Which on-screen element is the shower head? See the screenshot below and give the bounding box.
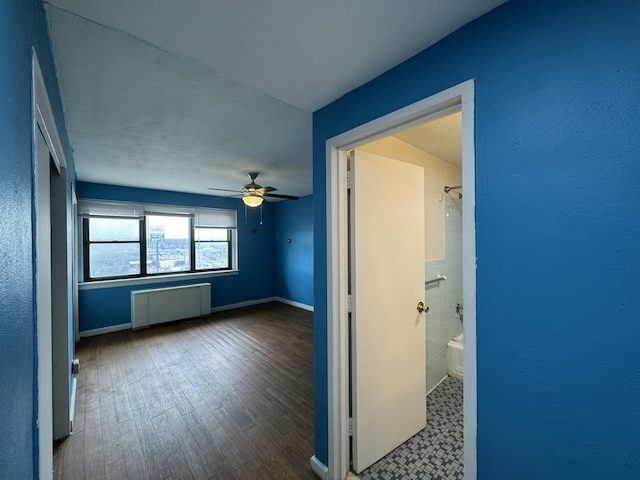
[444,185,463,198]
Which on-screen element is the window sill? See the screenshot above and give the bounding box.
[78,269,239,291]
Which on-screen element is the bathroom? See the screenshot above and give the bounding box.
[359,110,464,390]
[357,109,464,479]
[426,185,464,390]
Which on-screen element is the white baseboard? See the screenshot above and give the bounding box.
[211,297,314,313]
[427,375,449,396]
[274,297,314,312]
[310,455,329,480]
[79,297,314,337]
[210,297,278,313]
[79,323,131,338]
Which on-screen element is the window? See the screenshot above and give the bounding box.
[80,200,236,281]
[195,227,231,270]
[146,215,191,274]
[85,217,142,279]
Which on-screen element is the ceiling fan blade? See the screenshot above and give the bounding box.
[264,192,299,200]
[209,174,297,201]
[208,187,243,193]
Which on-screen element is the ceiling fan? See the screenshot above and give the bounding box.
[208,172,299,207]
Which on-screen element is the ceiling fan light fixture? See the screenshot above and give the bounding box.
[242,193,263,207]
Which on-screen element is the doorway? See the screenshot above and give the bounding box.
[347,149,427,474]
[353,110,464,478]
[325,80,476,480]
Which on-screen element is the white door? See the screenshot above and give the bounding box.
[349,150,426,473]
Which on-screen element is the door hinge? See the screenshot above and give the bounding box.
[346,170,353,190]
[347,294,352,313]
[349,417,353,436]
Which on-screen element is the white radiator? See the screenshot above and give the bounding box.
[131,283,211,329]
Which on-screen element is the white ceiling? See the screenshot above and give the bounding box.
[396,112,462,169]
[45,0,506,198]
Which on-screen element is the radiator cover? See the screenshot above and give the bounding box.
[131,283,211,329]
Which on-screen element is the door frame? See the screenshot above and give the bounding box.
[324,79,476,480]
[33,48,69,479]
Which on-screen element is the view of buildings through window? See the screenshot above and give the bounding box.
[86,214,231,280]
[146,215,190,274]
[88,217,141,279]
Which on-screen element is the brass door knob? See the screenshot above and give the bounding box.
[416,301,429,313]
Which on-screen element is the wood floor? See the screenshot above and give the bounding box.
[53,302,317,480]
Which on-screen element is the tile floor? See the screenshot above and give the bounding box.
[358,376,463,480]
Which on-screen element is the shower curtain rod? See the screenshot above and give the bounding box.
[444,185,462,193]
[425,274,447,287]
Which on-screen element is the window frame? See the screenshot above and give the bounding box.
[194,226,233,272]
[81,202,237,282]
[83,216,145,281]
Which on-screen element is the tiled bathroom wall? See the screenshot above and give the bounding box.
[425,194,463,392]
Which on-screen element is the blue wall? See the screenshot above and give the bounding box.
[313,1,640,478]
[76,182,277,331]
[274,195,314,307]
[0,0,76,477]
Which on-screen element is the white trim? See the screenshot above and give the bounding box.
[310,455,330,480]
[79,269,239,291]
[33,49,55,480]
[79,323,131,338]
[326,147,350,480]
[273,297,314,312]
[209,297,278,313]
[33,51,66,173]
[460,79,478,480]
[325,79,476,480]
[72,185,80,342]
[426,374,450,396]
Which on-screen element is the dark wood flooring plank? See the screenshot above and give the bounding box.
[131,406,172,480]
[53,429,84,480]
[180,409,238,479]
[152,411,195,480]
[101,413,124,468]
[112,369,133,424]
[83,402,105,480]
[82,362,100,415]
[118,416,151,480]
[159,368,193,415]
[164,407,216,480]
[105,457,127,480]
[191,400,250,471]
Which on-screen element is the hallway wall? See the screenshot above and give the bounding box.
[0,1,77,477]
[312,1,640,478]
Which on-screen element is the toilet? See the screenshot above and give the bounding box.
[447,333,464,381]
